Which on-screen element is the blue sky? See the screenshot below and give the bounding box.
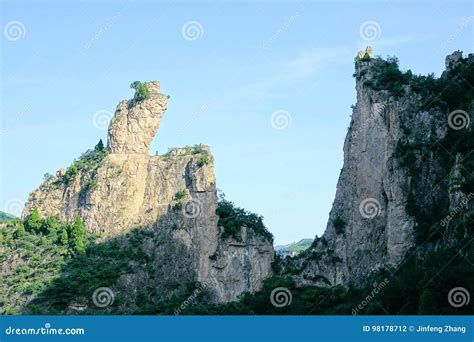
[1,0,472,244]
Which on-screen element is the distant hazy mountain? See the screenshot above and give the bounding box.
[275,239,313,257]
[0,211,16,222]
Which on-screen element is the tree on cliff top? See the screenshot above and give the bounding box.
[130,81,150,102]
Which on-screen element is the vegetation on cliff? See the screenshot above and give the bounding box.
[388,55,474,243]
[63,140,108,186]
[0,214,90,314]
[359,52,474,112]
[216,196,273,242]
[130,81,150,103]
[0,212,171,314]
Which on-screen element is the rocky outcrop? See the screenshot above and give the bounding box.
[210,226,274,302]
[107,81,168,154]
[22,81,273,304]
[288,51,473,289]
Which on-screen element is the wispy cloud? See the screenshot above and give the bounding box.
[232,46,353,100]
[283,47,353,80]
[359,34,433,50]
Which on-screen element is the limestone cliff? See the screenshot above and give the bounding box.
[286,51,474,289]
[21,81,273,305]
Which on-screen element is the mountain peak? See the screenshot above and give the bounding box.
[107,81,169,155]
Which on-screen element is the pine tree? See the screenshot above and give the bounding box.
[60,228,69,245]
[25,208,43,233]
[69,216,86,255]
[95,139,104,151]
[43,216,59,234]
[13,223,26,238]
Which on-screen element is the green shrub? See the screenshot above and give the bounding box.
[43,173,54,182]
[25,208,43,233]
[13,224,26,238]
[59,228,68,245]
[174,189,187,200]
[192,145,205,154]
[362,80,374,87]
[81,178,98,196]
[216,198,273,242]
[69,216,86,255]
[365,56,410,97]
[130,81,150,102]
[197,156,209,167]
[173,201,183,211]
[63,146,108,185]
[43,216,59,235]
[332,216,346,234]
[63,165,78,184]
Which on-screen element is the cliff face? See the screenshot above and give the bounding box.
[22,81,273,305]
[288,51,474,289]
